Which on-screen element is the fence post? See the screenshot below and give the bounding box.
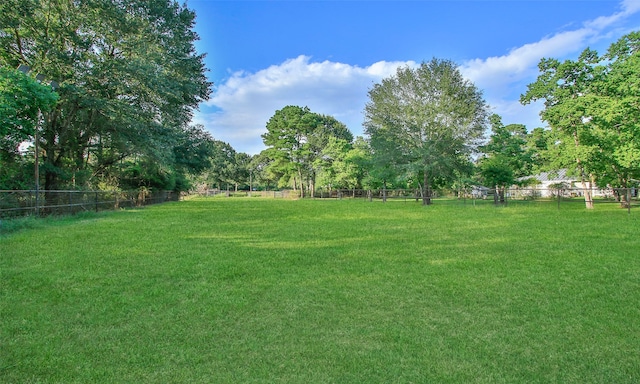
[95,191,99,212]
[34,189,39,217]
[628,188,631,215]
[557,188,561,210]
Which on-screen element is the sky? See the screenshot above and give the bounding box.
[187,0,640,155]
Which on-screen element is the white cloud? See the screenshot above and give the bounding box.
[195,0,640,154]
[461,29,591,92]
[459,0,640,130]
[622,0,640,15]
[196,55,415,154]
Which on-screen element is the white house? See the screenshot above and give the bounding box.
[517,169,611,198]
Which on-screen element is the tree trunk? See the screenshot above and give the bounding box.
[573,133,594,209]
[580,179,594,209]
[422,170,432,205]
[297,168,305,198]
[310,177,315,198]
[618,187,631,209]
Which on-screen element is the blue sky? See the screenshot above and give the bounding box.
[188,0,640,154]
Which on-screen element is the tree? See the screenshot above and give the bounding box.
[250,151,275,191]
[481,114,533,178]
[261,106,314,196]
[525,127,551,174]
[231,152,252,191]
[1,0,211,193]
[479,157,514,204]
[306,114,353,196]
[364,59,488,205]
[0,66,58,189]
[0,66,58,151]
[206,140,237,191]
[590,32,640,203]
[261,105,353,197]
[522,32,640,208]
[521,49,602,209]
[314,136,362,191]
[478,114,534,204]
[172,125,216,191]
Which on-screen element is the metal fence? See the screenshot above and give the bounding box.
[0,190,180,218]
[200,189,301,199]
[322,187,639,209]
[201,187,639,210]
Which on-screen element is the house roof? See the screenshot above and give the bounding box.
[519,169,576,182]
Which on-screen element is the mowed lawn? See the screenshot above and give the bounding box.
[1,198,639,383]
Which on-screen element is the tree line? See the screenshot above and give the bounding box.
[2,1,639,209]
[1,0,212,194]
[245,35,640,210]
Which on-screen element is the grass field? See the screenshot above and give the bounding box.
[1,198,639,383]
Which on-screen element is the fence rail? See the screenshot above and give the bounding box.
[201,187,639,209]
[0,190,180,218]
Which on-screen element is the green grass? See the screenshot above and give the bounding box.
[1,198,639,383]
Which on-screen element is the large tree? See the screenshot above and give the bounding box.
[0,0,211,193]
[521,49,602,208]
[364,59,488,204]
[591,32,640,200]
[261,105,352,197]
[521,32,640,208]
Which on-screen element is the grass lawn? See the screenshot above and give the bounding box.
[1,198,639,383]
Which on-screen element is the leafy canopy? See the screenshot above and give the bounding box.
[364,58,488,204]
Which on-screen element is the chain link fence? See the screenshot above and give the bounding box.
[200,186,639,211]
[320,187,639,209]
[0,190,180,218]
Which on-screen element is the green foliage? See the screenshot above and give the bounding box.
[481,114,534,179]
[0,0,211,191]
[479,156,514,187]
[526,127,552,173]
[314,136,363,190]
[205,140,237,190]
[0,66,58,150]
[261,106,315,194]
[522,31,640,204]
[0,66,59,189]
[478,156,514,204]
[476,113,540,204]
[364,58,488,204]
[261,105,354,196]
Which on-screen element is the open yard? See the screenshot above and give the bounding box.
[1,198,639,383]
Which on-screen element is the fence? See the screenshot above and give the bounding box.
[333,187,639,210]
[201,189,301,199]
[0,190,180,218]
[201,187,639,210]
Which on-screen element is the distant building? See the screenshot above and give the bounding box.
[471,185,491,199]
[517,169,610,198]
